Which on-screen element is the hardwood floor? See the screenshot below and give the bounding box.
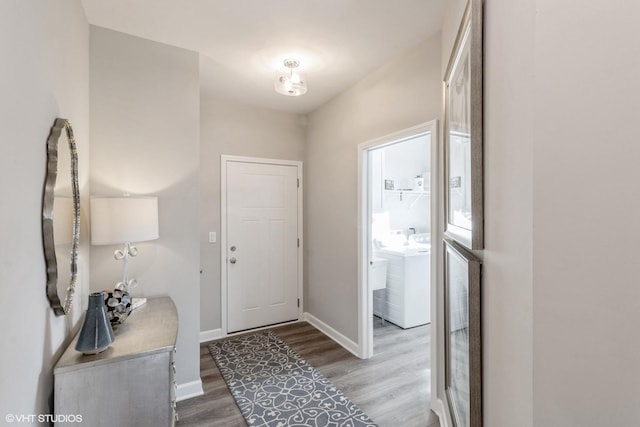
[177,320,440,427]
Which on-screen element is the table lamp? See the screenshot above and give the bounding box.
[90,196,159,292]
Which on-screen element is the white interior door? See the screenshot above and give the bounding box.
[226,160,299,333]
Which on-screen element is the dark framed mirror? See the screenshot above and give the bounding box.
[42,118,80,316]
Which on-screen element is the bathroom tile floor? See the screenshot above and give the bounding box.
[178,320,439,427]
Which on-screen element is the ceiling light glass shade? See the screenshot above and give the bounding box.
[274,72,307,96]
[274,59,308,96]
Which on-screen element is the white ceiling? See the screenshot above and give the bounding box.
[82,0,446,114]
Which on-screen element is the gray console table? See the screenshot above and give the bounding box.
[54,296,178,426]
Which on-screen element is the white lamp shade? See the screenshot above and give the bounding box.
[90,196,159,245]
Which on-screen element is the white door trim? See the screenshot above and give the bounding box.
[221,155,303,337]
[357,119,439,403]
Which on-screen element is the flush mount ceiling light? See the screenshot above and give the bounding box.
[274,58,308,96]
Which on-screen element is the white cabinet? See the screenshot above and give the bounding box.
[373,250,430,328]
[54,296,178,426]
[370,258,388,291]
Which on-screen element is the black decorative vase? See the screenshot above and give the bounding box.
[104,287,132,325]
[76,292,115,355]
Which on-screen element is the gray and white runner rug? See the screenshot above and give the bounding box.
[209,331,377,427]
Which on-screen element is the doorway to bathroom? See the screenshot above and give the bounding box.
[357,121,438,366]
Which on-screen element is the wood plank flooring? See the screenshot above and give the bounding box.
[177,320,440,427]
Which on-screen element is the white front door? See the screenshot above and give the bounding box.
[226,160,299,333]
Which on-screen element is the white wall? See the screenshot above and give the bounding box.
[532,1,640,425]
[380,135,431,234]
[0,0,90,420]
[305,35,441,341]
[89,27,202,394]
[199,96,305,333]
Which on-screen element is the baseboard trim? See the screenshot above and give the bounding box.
[200,328,223,343]
[303,312,360,357]
[431,398,449,427]
[176,379,204,402]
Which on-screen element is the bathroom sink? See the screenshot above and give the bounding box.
[409,233,430,244]
[374,233,431,254]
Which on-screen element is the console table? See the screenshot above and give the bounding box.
[54,296,178,426]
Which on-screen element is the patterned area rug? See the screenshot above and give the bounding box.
[209,331,378,427]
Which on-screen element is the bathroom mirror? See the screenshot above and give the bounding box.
[43,118,80,316]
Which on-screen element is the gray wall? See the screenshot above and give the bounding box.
[0,0,90,418]
[442,1,536,425]
[443,0,640,426]
[482,0,536,425]
[89,27,201,390]
[304,35,442,341]
[532,0,640,425]
[441,1,535,426]
[199,97,305,332]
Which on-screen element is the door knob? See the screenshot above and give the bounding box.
[229,257,237,264]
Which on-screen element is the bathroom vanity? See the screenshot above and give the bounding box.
[373,248,431,328]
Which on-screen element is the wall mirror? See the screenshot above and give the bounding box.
[443,0,483,250]
[444,239,482,427]
[43,118,80,316]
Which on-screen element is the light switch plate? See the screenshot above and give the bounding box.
[208,232,216,243]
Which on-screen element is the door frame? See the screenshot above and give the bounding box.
[220,155,303,337]
[357,119,439,400]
